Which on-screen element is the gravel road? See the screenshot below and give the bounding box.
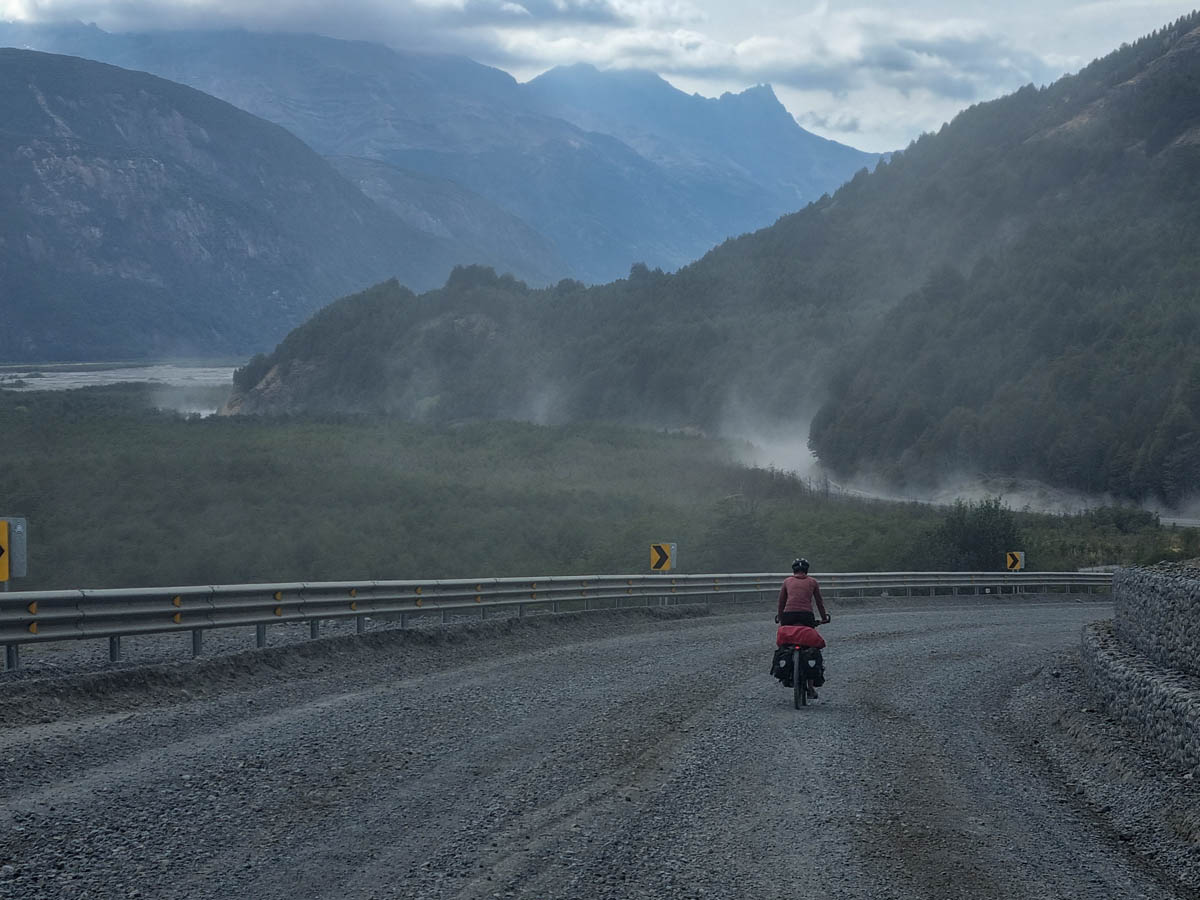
[1,597,1195,899]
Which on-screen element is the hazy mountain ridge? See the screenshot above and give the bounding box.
[0,23,879,284]
[0,48,469,361]
[525,64,876,206]
[326,156,569,287]
[225,13,1200,506]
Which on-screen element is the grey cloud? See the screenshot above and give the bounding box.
[655,26,1061,103]
[666,59,859,95]
[863,43,921,74]
[896,34,1061,84]
[798,111,861,133]
[767,33,1057,103]
[454,0,631,27]
[6,0,634,37]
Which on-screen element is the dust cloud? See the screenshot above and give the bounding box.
[729,418,1200,524]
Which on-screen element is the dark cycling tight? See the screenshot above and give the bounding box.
[779,610,817,627]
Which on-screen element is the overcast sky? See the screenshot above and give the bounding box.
[3,0,1197,150]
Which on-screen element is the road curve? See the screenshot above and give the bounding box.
[0,599,1184,899]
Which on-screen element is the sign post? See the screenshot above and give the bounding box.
[0,517,28,590]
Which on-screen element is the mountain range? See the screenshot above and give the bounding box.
[223,13,1200,507]
[0,23,878,286]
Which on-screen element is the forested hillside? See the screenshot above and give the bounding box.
[808,18,1200,505]
[4,387,1192,589]
[226,14,1200,507]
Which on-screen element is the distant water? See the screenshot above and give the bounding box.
[0,364,236,391]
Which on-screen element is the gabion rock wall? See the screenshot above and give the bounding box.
[1081,563,1200,776]
[1113,564,1200,678]
[1080,621,1200,776]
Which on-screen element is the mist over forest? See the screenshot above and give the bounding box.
[226,12,1200,511]
[3,385,1195,589]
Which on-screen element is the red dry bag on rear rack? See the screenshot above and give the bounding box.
[775,625,825,649]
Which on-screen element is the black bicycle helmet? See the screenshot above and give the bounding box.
[792,558,809,573]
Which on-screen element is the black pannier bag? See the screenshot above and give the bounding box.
[804,649,826,687]
[770,647,794,685]
[771,646,825,687]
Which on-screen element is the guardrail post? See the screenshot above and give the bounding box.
[356,615,365,634]
[191,629,203,658]
[5,645,18,671]
[441,609,449,624]
[256,624,267,648]
[400,612,409,629]
[518,603,525,618]
[310,620,320,640]
[109,636,122,662]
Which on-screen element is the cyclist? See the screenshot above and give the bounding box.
[775,558,831,699]
[776,558,830,627]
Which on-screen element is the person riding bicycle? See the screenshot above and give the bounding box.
[776,558,830,628]
[774,558,831,699]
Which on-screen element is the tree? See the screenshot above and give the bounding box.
[699,494,771,573]
[928,497,1023,570]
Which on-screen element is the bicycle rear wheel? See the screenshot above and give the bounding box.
[793,649,805,708]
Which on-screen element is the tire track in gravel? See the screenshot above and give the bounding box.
[477,606,1124,900]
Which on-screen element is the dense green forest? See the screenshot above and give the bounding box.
[229,13,1200,506]
[1,387,1193,591]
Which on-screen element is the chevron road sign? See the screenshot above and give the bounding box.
[650,543,677,571]
[0,517,27,583]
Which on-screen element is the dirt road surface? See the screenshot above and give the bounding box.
[0,599,1191,899]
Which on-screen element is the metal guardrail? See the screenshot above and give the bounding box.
[0,570,1112,670]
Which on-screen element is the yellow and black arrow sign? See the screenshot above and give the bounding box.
[650,543,677,572]
[1006,551,1025,571]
